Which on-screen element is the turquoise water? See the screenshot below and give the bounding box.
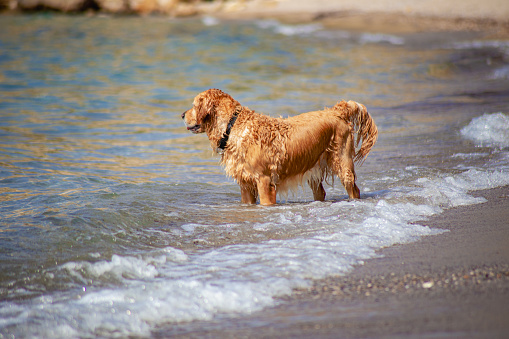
[1,14,509,337]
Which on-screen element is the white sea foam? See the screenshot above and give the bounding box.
[452,152,489,159]
[449,40,509,54]
[256,19,322,36]
[256,19,405,45]
[255,19,279,30]
[62,255,159,282]
[461,112,509,148]
[180,222,203,233]
[201,16,219,26]
[490,65,509,79]
[275,23,323,36]
[358,33,405,45]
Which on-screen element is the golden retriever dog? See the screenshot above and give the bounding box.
[182,89,378,205]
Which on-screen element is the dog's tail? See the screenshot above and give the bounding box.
[333,100,378,164]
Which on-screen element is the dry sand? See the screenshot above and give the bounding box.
[169,186,509,338]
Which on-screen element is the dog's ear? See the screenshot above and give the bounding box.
[195,89,223,124]
[195,96,211,124]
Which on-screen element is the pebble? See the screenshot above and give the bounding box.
[287,264,509,302]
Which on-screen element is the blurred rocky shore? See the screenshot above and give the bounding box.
[0,0,218,16]
[2,0,509,38]
[2,0,508,24]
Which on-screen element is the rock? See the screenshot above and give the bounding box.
[129,0,157,14]
[0,0,9,10]
[8,0,199,15]
[127,0,182,15]
[173,1,197,16]
[94,0,127,13]
[18,0,96,11]
[95,0,191,15]
[155,0,179,14]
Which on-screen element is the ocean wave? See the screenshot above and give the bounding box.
[358,32,405,45]
[461,112,509,148]
[256,20,323,36]
[449,40,509,54]
[256,19,405,45]
[201,16,220,26]
[490,65,509,79]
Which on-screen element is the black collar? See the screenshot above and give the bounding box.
[217,106,242,153]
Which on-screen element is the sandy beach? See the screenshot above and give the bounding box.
[168,186,509,338]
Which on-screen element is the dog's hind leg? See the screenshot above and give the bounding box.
[340,165,360,199]
[339,153,360,199]
[256,176,277,205]
[336,134,360,199]
[309,179,326,201]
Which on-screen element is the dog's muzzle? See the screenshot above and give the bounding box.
[187,125,201,133]
[182,110,198,133]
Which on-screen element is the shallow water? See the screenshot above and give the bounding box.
[1,14,509,337]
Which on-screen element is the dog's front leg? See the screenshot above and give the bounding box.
[240,185,257,204]
[256,176,276,205]
[309,180,326,201]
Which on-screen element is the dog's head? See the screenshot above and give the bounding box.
[181,89,234,134]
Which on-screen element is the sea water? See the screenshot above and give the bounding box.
[0,14,508,338]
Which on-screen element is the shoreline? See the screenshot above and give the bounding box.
[211,0,509,37]
[278,185,509,338]
[168,185,509,338]
[3,1,509,38]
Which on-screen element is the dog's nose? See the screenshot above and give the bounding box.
[181,111,186,119]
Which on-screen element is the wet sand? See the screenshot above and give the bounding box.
[168,186,509,338]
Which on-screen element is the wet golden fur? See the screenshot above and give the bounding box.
[182,89,378,205]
